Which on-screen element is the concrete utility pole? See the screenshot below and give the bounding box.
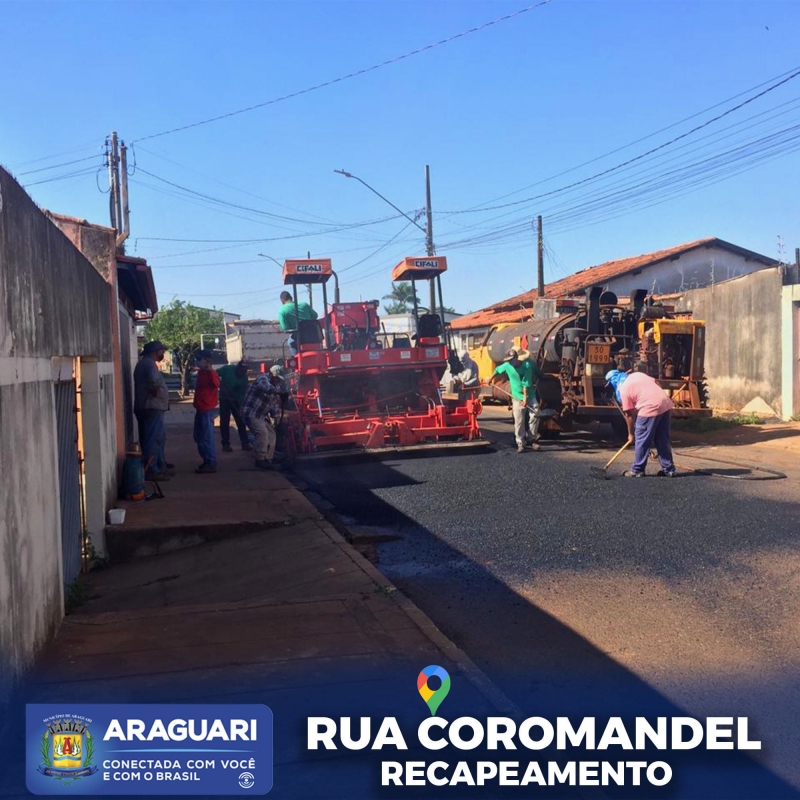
[106,135,118,231]
[109,132,122,235]
[537,215,544,298]
[118,142,130,248]
[425,165,436,312]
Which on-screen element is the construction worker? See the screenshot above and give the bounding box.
[490,348,542,453]
[242,368,284,470]
[456,351,480,389]
[606,369,676,477]
[193,350,220,474]
[278,291,318,354]
[133,340,172,480]
[217,360,251,452]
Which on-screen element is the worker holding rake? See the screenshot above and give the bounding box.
[606,369,676,478]
[491,348,542,453]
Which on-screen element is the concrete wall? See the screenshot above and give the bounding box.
[0,166,117,704]
[674,268,784,415]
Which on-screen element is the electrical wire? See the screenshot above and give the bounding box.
[338,220,419,274]
[6,139,102,170]
[135,167,358,227]
[134,144,338,223]
[22,167,98,187]
[16,154,102,177]
[441,64,800,216]
[132,1,553,143]
[136,211,405,243]
[441,64,800,213]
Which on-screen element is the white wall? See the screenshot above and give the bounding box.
[604,247,769,298]
[781,284,800,420]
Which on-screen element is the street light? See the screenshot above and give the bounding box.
[335,167,439,317]
[334,169,428,237]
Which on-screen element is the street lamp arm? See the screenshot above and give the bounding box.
[334,169,427,235]
[257,253,283,267]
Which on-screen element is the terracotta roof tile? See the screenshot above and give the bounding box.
[451,237,774,330]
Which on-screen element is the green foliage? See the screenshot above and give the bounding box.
[381,282,456,315]
[145,300,224,396]
[39,734,51,767]
[673,412,767,433]
[65,577,90,614]
[382,282,420,314]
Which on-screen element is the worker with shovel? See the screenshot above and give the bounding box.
[490,348,542,453]
[606,369,676,478]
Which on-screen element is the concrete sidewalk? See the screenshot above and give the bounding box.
[3,424,509,799]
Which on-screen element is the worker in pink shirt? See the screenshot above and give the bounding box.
[606,369,676,478]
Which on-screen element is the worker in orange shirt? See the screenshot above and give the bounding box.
[193,349,221,474]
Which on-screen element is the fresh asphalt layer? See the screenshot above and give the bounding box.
[294,411,800,800]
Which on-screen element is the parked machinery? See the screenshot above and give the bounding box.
[473,286,710,436]
[280,256,485,458]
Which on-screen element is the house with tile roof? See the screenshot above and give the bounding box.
[450,238,777,351]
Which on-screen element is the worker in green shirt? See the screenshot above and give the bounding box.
[217,361,251,452]
[278,291,319,354]
[490,348,543,453]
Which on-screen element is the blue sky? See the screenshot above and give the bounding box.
[3,0,800,317]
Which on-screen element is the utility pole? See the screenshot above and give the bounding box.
[106,135,118,231]
[110,132,122,235]
[118,141,130,248]
[425,165,436,312]
[537,215,544,298]
[306,250,313,305]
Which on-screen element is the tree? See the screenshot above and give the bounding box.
[382,282,420,314]
[381,282,457,315]
[145,300,224,397]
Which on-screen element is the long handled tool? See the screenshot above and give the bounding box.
[589,439,632,479]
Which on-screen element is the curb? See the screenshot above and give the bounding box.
[316,517,520,717]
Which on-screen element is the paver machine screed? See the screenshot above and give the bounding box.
[280,256,485,459]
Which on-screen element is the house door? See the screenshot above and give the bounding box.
[54,379,84,592]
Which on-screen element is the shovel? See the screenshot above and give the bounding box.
[589,439,632,480]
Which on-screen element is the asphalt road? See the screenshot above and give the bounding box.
[294,409,800,799]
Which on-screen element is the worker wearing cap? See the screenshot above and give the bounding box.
[490,348,543,453]
[133,340,172,480]
[241,366,285,470]
[279,292,318,354]
[193,350,221,474]
[606,369,676,477]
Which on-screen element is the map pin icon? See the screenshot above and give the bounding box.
[417,665,451,716]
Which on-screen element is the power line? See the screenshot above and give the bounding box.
[133,1,553,143]
[136,212,404,243]
[22,167,98,187]
[17,154,102,176]
[441,64,800,214]
[6,139,102,170]
[135,167,350,227]
[134,144,339,223]
[338,220,419,274]
[442,63,800,215]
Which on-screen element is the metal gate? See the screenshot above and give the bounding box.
[54,380,84,591]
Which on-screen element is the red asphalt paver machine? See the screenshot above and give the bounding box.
[280,255,486,461]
